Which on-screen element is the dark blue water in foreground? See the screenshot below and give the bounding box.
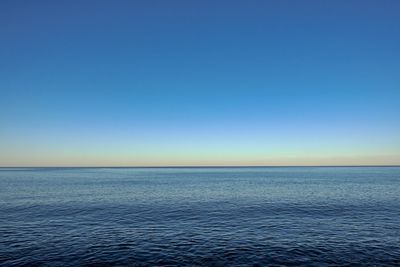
[1,167,400,266]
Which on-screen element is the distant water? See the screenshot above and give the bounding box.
[1,167,400,266]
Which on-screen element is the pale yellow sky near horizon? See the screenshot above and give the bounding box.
[1,152,399,167]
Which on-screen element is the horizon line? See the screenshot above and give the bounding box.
[1,165,400,169]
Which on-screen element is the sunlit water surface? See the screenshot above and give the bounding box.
[1,167,400,266]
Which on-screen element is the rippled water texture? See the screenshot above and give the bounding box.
[1,167,400,266]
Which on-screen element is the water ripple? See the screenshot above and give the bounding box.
[1,167,400,266]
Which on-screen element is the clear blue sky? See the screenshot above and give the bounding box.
[1,1,399,166]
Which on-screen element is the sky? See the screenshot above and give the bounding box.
[1,0,399,167]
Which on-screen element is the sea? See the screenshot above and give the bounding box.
[1,167,399,266]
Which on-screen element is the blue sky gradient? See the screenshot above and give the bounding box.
[1,1,399,166]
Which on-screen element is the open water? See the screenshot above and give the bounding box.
[1,167,399,266]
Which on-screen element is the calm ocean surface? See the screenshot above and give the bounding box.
[1,167,400,266]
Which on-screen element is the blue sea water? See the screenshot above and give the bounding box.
[0,167,400,266]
